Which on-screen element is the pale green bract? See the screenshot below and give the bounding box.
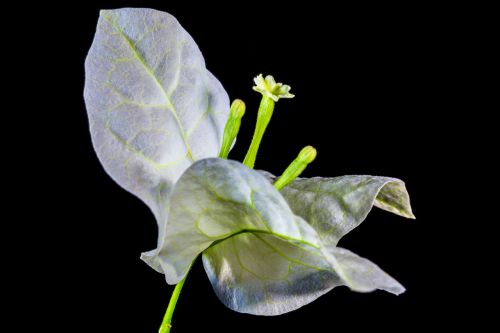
[149,158,322,284]
[261,171,414,249]
[84,7,415,318]
[147,159,409,315]
[84,8,229,224]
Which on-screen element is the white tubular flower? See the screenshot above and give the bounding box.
[253,74,295,101]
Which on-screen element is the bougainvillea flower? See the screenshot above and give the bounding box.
[84,7,414,320]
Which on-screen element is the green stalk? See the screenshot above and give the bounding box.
[158,276,187,333]
[243,96,275,169]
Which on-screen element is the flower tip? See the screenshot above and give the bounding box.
[298,146,317,164]
[253,74,294,101]
[230,99,246,118]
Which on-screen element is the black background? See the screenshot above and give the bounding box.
[20,1,478,332]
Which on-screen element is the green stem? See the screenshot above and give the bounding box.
[159,276,187,333]
[273,159,307,190]
[243,97,275,169]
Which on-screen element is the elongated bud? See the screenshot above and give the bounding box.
[230,99,246,118]
[243,74,294,169]
[297,145,317,164]
[219,99,246,159]
[273,146,317,190]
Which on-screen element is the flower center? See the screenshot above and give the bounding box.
[220,74,316,190]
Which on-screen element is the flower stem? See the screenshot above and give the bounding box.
[243,96,275,169]
[159,276,187,333]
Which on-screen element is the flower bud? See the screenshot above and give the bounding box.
[219,99,246,159]
[297,146,317,164]
[273,146,317,190]
[230,99,246,118]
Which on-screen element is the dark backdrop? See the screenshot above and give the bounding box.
[28,1,469,332]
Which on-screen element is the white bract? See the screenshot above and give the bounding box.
[84,8,229,225]
[84,8,414,317]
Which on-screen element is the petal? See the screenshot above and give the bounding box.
[84,8,229,223]
[145,158,322,284]
[264,75,276,88]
